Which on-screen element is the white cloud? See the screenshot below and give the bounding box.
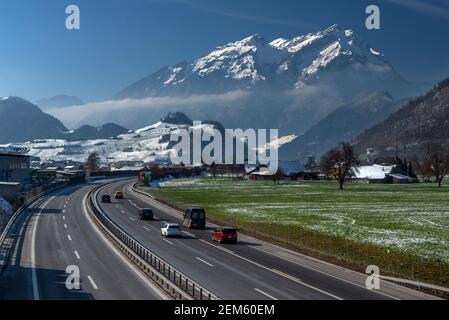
[47,91,250,129]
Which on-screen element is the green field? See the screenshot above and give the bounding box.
[142,177,449,286]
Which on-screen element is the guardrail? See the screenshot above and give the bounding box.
[87,183,219,300]
[0,182,68,274]
[131,182,449,300]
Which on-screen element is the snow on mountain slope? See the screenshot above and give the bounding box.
[115,24,400,99]
[3,113,295,165]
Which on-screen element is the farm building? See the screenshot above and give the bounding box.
[354,165,416,183]
[249,161,319,181]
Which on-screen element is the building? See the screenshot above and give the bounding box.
[249,161,319,181]
[353,164,417,183]
[0,153,31,187]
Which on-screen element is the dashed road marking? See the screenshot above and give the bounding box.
[67,234,72,241]
[255,288,278,300]
[74,250,80,260]
[195,257,213,267]
[163,238,174,245]
[87,276,98,290]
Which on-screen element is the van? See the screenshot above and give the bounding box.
[183,208,206,229]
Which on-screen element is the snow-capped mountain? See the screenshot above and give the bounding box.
[115,25,415,100]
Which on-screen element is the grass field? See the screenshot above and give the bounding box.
[143,177,449,286]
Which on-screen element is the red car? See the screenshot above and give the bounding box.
[212,227,238,244]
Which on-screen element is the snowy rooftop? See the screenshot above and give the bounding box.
[354,165,394,180]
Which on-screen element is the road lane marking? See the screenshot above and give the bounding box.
[62,210,66,214]
[198,236,343,300]
[163,239,174,245]
[198,239,234,254]
[129,217,135,221]
[87,276,98,290]
[82,192,169,300]
[195,257,213,267]
[67,234,72,241]
[121,210,126,214]
[249,245,398,300]
[143,226,150,231]
[74,250,80,260]
[62,216,66,220]
[31,195,56,300]
[115,205,119,209]
[255,288,278,300]
[64,224,67,229]
[183,231,196,238]
[128,200,141,210]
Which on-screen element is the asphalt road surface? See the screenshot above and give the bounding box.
[0,181,166,300]
[93,179,437,300]
[0,178,438,300]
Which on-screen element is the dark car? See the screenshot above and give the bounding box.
[138,208,154,221]
[101,195,111,203]
[183,208,206,229]
[212,227,238,244]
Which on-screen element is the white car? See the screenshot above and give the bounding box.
[161,223,182,238]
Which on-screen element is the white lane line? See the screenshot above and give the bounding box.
[82,193,169,300]
[255,288,279,300]
[198,239,235,254]
[74,250,81,260]
[129,217,136,222]
[62,216,66,220]
[163,238,174,245]
[183,231,196,238]
[67,234,72,241]
[64,224,67,229]
[31,195,56,301]
[195,257,214,267]
[249,245,400,301]
[87,276,98,290]
[128,199,141,210]
[115,205,119,209]
[198,237,343,300]
[143,226,150,231]
[121,210,126,214]
[62,209,66,214]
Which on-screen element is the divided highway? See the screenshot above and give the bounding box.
[94,179,437,300]
[0,178,438,300]
[0,181,166,300]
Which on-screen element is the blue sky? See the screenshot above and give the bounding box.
[0,0,448,102]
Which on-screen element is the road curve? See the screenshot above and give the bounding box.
[0,181,167,300]
[96,179,438,300]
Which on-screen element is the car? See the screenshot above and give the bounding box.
[161,223,182,238]
[212,227,238,244]
[138,208,154,221]
[101,194,111,203]
[114,191,124,199]
[183,208,206,229]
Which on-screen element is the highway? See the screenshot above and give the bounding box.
[93,179,437,300]
[0,178,438,300]
[0,181,166,300]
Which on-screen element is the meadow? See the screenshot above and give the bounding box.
[143,177,449,286]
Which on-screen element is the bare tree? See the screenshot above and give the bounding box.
[419,143,449,187]
[86,151,100,173]
[320,143,359,190]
